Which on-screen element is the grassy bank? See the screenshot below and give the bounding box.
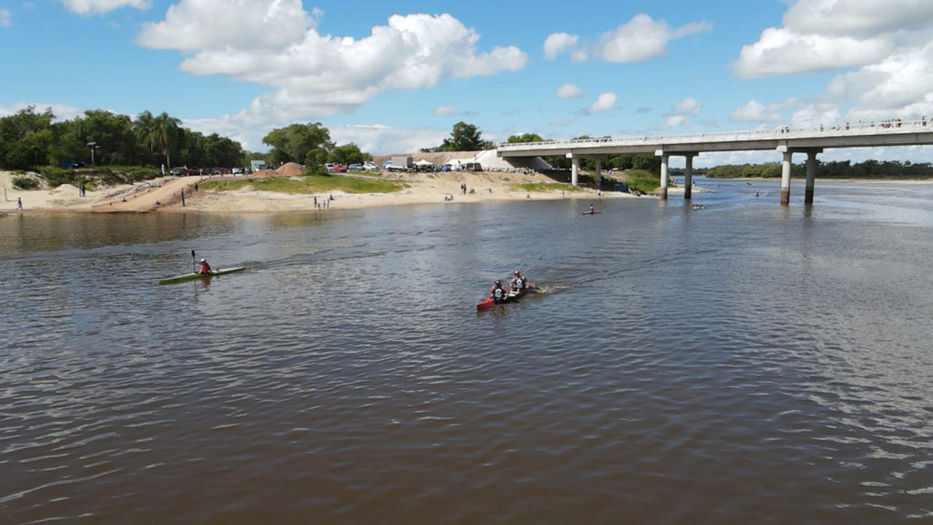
[623,169,662,193]
[200,173,407,194]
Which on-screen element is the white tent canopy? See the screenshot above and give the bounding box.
[414,159,434,166]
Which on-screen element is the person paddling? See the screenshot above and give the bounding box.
[489,280,507,303]
[587,203,596,214]
[510,270,530,293]
[197,258,212,275]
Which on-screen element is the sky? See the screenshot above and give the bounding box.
[1,0,932,167]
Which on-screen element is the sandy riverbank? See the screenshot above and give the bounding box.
[1,169,656,214]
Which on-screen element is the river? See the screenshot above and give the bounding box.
[1,177,931,523]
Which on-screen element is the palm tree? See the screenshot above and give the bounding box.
[153,112,181,168]
[133,110,157,162]
[133,111,181,168]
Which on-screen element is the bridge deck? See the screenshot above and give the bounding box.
[498,119,933,157]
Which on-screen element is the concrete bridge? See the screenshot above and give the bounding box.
[497,118,933,205]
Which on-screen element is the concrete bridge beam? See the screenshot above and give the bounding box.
[683,153,697,200]
[780,150,793,206]
[658,152,669,200]
[571,156,580,186]
[594,158,602,190]
[804,149,821,205]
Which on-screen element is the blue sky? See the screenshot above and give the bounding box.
[1,0,932,166]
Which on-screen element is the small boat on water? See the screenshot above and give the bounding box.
[159,267,245,285]
[476,286,535,311]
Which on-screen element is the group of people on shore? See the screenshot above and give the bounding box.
[488,269,532,304]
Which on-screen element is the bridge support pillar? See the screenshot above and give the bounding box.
[684,154,695,200]
[594,158,602,190]
[805,150,818,205]
[780,151,792,206]
[571,157,580,187]
[659,154,669,200]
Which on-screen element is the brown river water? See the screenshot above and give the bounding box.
[1,178,931,523]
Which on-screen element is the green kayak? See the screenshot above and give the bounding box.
[158,267,245,285]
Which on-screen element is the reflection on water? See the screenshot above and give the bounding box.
[1,179,932,523]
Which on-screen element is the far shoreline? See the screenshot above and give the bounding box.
[3,169,929,216]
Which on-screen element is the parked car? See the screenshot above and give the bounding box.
[347,163,362,171]
[61,160,87,169]
[187,168,200,176]
[324,163,335,172]
[362,162,377,171]
[231,167,243,175]
[333,164,347,173]
[170,167,187,176]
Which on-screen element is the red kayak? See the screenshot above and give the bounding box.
[477,287,533,311]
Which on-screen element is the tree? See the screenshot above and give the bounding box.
[433,121,489,151]
[329,143,368,165]
[201,133,245,167]
[154,112,182,168]
[58,109,138,166]
[133,111,159,164]
[507,133,544,143]
[263,122,333,166]
[133,111,181,168]
[0,106,55,169]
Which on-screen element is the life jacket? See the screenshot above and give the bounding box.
[200,262,211,274]
[493,286,504,299]
[514,277,524,289]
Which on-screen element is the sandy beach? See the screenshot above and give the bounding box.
[0,168,646,215]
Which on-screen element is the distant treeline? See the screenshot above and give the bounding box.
[705,160,933,179]
[0,106,245,171]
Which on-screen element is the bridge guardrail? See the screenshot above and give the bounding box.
[497,118,931,150]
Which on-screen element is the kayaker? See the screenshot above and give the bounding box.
[489,280,507,303]
[510,270,530,292]
[587,204,596,214]
[197,258,212,274]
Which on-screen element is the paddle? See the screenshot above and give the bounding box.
[191,249,196,274]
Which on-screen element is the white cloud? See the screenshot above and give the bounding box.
[789,103,841,128]
[730,0,933,135]
[0,8,11,26]
[138,0,312,51]
[601,14,712,63]
[60,0,149,14]
[732,0,933,79]
[730,100,784,122]
[831,40,933,121]
[433,105,460,116]
[543,32,580,60]
[138,5,527,126]
[733,27,892,78]
[589,92,617,113]
[783,0,933,38]
[556,83,583,99]
[329,124,448,155]
[662,97,702,128]
[673,97,701,115]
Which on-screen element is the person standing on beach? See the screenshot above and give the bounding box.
[17,197,22,211]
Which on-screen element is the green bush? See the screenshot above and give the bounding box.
[623,169,662,193]
[37,165,161,188]
[12,176,40,190]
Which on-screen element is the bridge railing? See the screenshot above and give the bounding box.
[497,118,931,150]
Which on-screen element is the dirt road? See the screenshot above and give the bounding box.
[95,176,201,212]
